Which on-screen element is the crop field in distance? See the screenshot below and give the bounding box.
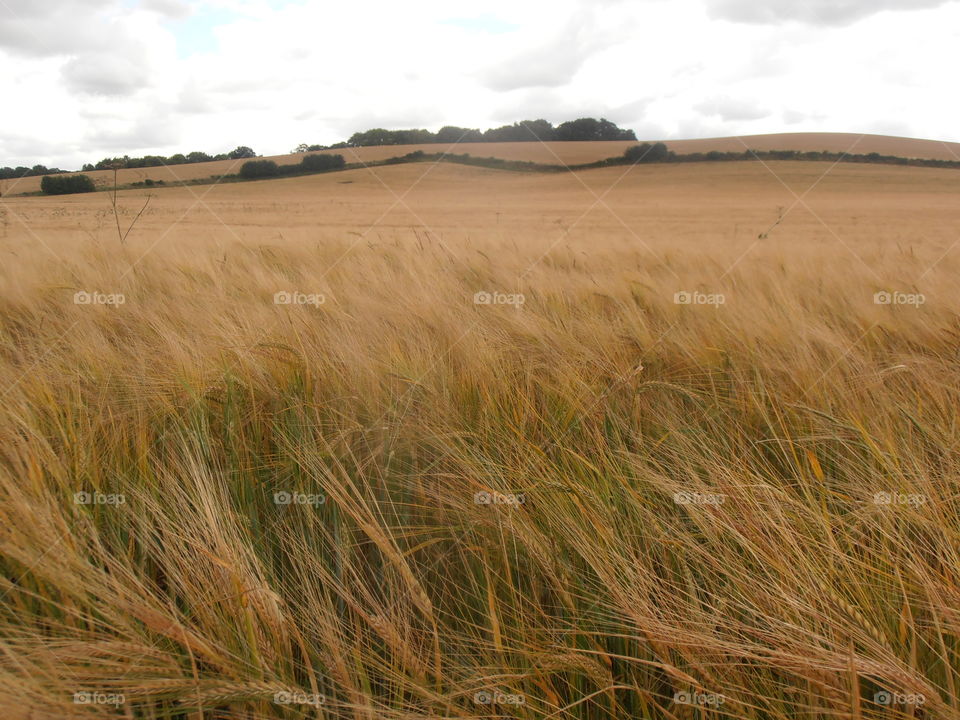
[1,137,959,718]
[5,131,960,197]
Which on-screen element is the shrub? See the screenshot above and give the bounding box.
[623,142,671,163]
[40,174,96,195]
[240,160,280,179]
[300,154,346,172]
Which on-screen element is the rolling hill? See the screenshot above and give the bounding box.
[2,132,959,197]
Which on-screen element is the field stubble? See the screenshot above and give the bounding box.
[0,161,959,718]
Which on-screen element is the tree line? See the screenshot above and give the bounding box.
[0,164,67,180]
[343,118,637,147]
[80,146,258,172]
[3,147,260,181]
[5,119,636,180]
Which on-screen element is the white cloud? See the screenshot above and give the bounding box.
[706,0,956,26]
[0,0,959,168]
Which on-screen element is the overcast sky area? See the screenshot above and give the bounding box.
[2,0,959,169]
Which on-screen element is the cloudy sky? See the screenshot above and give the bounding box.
[2,0,959,169]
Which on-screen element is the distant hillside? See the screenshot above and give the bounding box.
[307,132,960,167]
[662,132,960,161]
[3,133,959,197]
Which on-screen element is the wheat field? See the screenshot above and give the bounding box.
[1,157,959,719]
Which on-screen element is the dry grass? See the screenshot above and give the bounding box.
[1,160,959,719]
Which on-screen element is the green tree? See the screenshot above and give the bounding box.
[623,142,671,163]
[481,120,556,142]
[436,126,484,143]
[41,174,96,195]
[556,117,636,141]
[300,154,346,172]
[518,119,556,141]
[229,146,257,159]
[239,160,279,179]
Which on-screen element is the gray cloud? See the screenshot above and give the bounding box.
[81,110,181,152]
[325,106,444,138]
[481,9,629,91]
[0,132,74,165]
[139,0,192,19]
[488,91,655,138]
[782,109,807,125]
[0,0,114,56]
[483,55,582,92]
[176,79,214,114]
[0,0,157,97]
[706,0,953,26]
[62,53,151,96]
[0,0,109,21]
[695,96,770,121]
